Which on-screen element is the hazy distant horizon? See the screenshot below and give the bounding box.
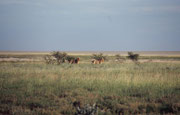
[1,50,180,57]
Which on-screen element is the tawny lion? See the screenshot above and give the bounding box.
[92,58,104,64]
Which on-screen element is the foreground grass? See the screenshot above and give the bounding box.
[0,61,180,114]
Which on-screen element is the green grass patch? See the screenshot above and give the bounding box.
[0,61,180,114]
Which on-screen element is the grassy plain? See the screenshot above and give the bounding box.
[0,51,180,114]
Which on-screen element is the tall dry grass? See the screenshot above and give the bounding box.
[0,60,180,114]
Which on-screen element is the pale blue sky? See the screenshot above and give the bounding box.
[0,0,180,51]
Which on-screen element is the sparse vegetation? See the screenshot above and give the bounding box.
[127,52,139,61]
[115,54,125,62]
[66,56,76,63]
[0,53,180,114]
[44,51,79,65]
[52,51,67,64]
[92,53,107,60]
[44,55,56,64]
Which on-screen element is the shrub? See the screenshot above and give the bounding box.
[127,52,139,61]
[92,53,107,61]
[66,56,79,64]
[44,55,56,64]
[75,103,98,115]
[52,51,67,64]
[44,51,68,64]
[66,56,75,62]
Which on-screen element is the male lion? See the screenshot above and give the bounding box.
[74,57,80,64]
[68,57,80,64]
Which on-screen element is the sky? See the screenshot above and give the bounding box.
[0,0,180,51]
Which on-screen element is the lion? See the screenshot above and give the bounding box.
[92,58,104,64]
[68,57,80,64]
[74,57,80,64]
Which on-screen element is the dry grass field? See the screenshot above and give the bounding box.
[0,51,180,115]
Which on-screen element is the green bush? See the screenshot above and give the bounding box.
[92,53,107,60]
[52,51,67,64]
[127,52,139,61]
[44,51,69,64]
[66,56,75,62]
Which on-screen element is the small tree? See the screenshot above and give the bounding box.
[92,53,107,60]
[44,51,80,65]
[52,51,67,64]
[66,56,76,63]
[127,52,139,61]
